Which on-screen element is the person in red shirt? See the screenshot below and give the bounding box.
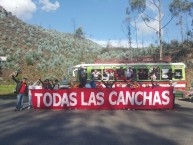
[96,82,104,88]
[11,72,28,111]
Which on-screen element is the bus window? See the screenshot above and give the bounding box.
[161,68,173,80]
[126,67,136,81]
[174,69,183,79]
[155,67,160,80]
[116,67,125,80]
[132,69,137,81]
[91,69,101,80]
[126,67,133,80]
[138,68,148,80]
[149,66,160,80]
[103,69,114,81]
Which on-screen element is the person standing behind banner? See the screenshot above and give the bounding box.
[102,80,116,88]
[52,79,60,90]
[27,80,42,109]
[90,79,96,88]
[169,80,177,108]
[79,67,87,88]
[11,72,28,111]
[39,78,52,89]
[125,80,132,88]
[28,81,35,109]
[85,80,91,88]
[132,81,140,88]
[33,80,42,90]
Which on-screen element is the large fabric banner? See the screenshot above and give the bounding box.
[31,87,174,110]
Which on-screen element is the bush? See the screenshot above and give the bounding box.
[25,55,34,65]
[25,50,34,65]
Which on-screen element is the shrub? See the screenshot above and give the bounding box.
[25,55,34,65]
[25,50,34,65]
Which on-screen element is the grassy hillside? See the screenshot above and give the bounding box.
[0,6,103,82]
[0,6,193,86]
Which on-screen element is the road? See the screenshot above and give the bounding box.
[0,98,193,145]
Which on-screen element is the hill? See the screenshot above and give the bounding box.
[0,6,103,82]
[0,5,193,87]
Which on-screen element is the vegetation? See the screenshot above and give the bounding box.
[126,0,193,60]
[0,4,193,85]
[0,85,15,95]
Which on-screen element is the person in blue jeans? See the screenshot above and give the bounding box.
[11,72,28,111]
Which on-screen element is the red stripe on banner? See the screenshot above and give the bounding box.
[31,87,174,110]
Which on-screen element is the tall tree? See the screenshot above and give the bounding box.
[126,2,139,48]
[127,0,174,60]
[169,0,193,42]
[75,27,85,38]
[74,27,85,62]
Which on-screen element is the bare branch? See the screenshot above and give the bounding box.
[139,11,158,32]
[161,16,174,30]
[152,0,159,9]
[139,9,158,22]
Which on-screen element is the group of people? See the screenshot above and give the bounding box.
[10,71,60,111]
[10,67,175,111]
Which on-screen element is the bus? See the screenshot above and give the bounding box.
[69,62,186,90]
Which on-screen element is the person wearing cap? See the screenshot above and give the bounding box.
[11,73,28,111]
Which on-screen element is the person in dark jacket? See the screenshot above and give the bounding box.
[11,73,28,111]
[39,78,53,89]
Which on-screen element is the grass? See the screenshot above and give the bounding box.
[0,85,15,95]
[0,85,16,99]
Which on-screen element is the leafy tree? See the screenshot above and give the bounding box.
[169,0,193,41]
[75,27,85,38]
[127,0,174,60]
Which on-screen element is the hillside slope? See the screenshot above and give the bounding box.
[0,6,193,86]
[0,6,102,81]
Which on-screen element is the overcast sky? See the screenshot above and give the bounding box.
[0,0,192,48]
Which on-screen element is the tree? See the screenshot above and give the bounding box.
[126,3,139,48]
[169,0,193,42]
[75,27,85,38]
[127,0,174,60]
[74,27,86,62]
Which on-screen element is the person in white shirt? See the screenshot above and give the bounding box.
[126,67,133,80]
[52,79,60,90]
[28,80,42,109]
[92,69,101,80]
[28,82,35,109]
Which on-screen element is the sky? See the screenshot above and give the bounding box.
[0,0,192,48]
